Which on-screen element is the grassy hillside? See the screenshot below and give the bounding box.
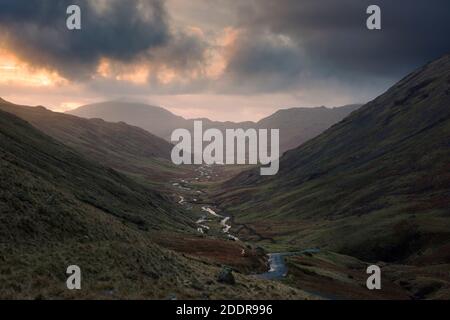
[0,109,315,299]
[217,54,450,264]
[0,108,192,236]
[0,99,184,181]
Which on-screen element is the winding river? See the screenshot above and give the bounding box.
[258,249,321,280]
[199,206,239,241]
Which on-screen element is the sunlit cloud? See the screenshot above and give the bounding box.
[90,27,241,88]
[203,27,239,80]
[95,58,150,85]
[0,49,68,88]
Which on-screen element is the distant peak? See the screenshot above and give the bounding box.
[91,100,162,109]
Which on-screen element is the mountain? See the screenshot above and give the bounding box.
[0,108,312,299]
[0,108,191,234]
[257,104,361,152]
[68,101,188,140]
[217,54,450,266]
[0,107,188,297]
[0,99,180,181]
[68,101,361,154]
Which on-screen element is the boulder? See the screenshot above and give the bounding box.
[217,267,235,285]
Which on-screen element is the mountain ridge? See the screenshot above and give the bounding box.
[0,99,182,181]
[68,101,362,153]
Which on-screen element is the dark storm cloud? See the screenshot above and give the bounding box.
[0,0,205,79]
[226,0,450,83]
[1,0,449,95]
[222,30,304,93]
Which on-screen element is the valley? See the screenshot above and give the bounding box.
[0,108,318,300]
[159,164,421,300]
[210,54,450,299]
[150,54,450,300]
[1,0,449,304]
[1,54,449,300]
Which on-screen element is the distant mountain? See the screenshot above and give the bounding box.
[69,101,361,154]
[0,99,180,180]
[218,55,450,266]
[257,104,361,152]
[68,101,187,140]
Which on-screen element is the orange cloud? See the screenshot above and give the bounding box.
[96,57,193,86]
[92,27,241,86]
[96,58,150,85]
[0,49,67,87]
[0,26,239,90]
[157,66,177,84]
[217,27,240,48]
[205,27,240,79]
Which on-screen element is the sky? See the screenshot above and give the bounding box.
[0,0,449,121]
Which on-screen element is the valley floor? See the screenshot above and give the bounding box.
[162,164,450,300]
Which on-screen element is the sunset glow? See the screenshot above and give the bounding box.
[0,50,67,87]
[0,1,447,122]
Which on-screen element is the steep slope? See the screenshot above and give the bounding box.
[0,109,313,299]
[0,109,190,235]
[69,101,360,154]
[218,54,450,264]
[0,100,181,180]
